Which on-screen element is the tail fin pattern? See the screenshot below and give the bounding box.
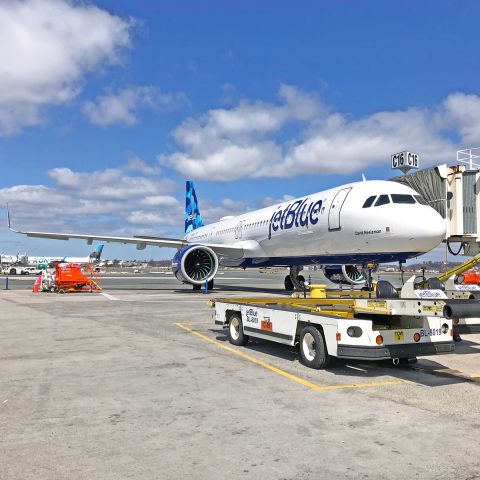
[89,244,104,262]
[185,181,204,233]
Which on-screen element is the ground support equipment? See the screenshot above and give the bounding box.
[52,262,102,294]
[440,277,480,334]
[210,278,458,369]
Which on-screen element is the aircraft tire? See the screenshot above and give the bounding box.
[227,313,249,346]
[297,274,306,288]
[284,275,294,290]
[192,284,201,291]
[299,325,330,369]
[207,279,214,290]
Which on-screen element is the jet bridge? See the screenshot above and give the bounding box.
[391,148,480,256]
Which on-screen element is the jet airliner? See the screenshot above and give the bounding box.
[8,179,446,290]
[27,244,104,267]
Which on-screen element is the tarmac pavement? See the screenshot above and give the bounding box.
[0,271,479,479]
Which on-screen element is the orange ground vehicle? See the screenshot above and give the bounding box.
[54,262,101,293]
[458,269,480,285]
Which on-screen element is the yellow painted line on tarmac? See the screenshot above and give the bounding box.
[175,323,410,392]
[181,321,214,326]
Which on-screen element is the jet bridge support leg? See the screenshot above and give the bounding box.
[285,265,306,291]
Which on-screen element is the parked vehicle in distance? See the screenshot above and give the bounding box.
[22,266,42,275]
[2,265,42,275]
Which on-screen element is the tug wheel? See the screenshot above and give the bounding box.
[227,313,249,346]
[299,326,330,369]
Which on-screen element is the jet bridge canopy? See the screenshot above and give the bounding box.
[390,161,480,255]
[391,165,447,218]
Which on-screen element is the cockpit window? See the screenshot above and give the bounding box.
[414,195,428,205]
[374,194,390,207]
[362,196,377,208]
[391,194,416,204]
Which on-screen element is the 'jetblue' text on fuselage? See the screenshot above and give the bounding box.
[268,198,323,239]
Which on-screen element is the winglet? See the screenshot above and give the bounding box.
[7,203,11,229]
[6,204,23,234]
[362,173,367,182]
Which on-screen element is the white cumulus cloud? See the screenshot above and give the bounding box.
[0,161,180,234]
[159,87,480,181]
[82,86,188,126]
[0,0,134,135]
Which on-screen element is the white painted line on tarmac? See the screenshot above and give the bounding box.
[100,292,120,301]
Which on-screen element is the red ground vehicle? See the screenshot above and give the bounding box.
[54,262,101,293]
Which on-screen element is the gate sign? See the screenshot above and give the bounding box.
[391,151,419,174]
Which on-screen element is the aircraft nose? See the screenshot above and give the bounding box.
[413,207,446,251]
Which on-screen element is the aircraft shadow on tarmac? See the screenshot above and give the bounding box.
[211,328,474,388]
[103,285,288,294]
[212,284,290,294]
[173,285,289,295]
[168,286,289,295]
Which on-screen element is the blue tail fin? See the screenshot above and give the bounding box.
[185,181,204,233]
[89,244,104,262]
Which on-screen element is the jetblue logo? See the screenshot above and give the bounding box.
[268,198,323,239]
[245,308,258,324]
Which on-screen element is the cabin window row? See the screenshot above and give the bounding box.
[362,194,427,208]
[216,219,269,236]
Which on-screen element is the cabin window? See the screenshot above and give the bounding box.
[414,195,428,205]
[362,196,376,208]
[391,194,416,204]
[374,194,390,207]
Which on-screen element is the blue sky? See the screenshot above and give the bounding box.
[1,0,479,260]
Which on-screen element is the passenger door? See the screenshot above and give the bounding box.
[235,221,244,239]
[328,187,352,231]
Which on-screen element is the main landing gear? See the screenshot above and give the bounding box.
[284,265,306,291]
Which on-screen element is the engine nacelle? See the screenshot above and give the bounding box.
[323,265,365,285]
[172,245,218,285]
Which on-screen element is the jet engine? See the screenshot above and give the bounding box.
[172,245,218,285]
[323,265,365,285]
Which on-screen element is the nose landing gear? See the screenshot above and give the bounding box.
[360,263,378,296]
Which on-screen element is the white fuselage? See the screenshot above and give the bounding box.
[184,180,446,267]
[27,255,93,265]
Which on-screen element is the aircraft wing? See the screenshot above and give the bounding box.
[9,227,244,258]
[7,206,244,258]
